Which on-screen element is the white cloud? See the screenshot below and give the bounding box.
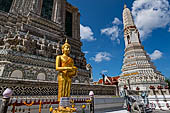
[132,0,170,40]
[168,27,170,32]
[80,24,96,41]
[112,17,122,25]
[149,50,163,60]
[101,26,119,40]
[101,70,108,74]
[91,52,111,63]
[101,18,122,43]
[117,39,120,44]
[83,51,88,54]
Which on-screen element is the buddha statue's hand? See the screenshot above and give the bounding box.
[65,67,73,70]
[72,66,78,71]
[67,66,77,71]
[67,66,78,78]
[61,67,72,74]
[62,67,76,73]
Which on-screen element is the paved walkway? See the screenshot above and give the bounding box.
[99,110,170,113]
[105,110,128,113]
[105,110,170,113]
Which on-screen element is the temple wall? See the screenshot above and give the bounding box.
[0,0,90,83]
[0,78,116,96]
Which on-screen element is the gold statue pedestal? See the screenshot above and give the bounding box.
[52,107,76,113]
[52,97,76,113]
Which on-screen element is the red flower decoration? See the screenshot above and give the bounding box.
[149,86,155,89]
[165,85,169,89]
[157,86,163,89]
[136,87,140,90]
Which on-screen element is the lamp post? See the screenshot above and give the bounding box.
[89,91,94,113]
[0,88,13,113]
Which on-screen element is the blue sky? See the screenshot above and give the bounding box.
[68,0,170,81]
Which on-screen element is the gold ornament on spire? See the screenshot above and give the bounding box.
[62,38,70,49]
[124,4,127,9]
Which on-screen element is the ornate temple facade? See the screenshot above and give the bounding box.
[0,0,117,97]
[118,5,167,91]
[0,0,91,83]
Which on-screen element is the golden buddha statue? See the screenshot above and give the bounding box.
[55,39,77,112]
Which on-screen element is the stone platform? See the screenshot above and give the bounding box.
[0,78,116,96]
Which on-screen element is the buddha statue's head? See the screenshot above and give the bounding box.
[62,39,71,55]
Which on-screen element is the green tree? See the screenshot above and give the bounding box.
[165,77,170,88]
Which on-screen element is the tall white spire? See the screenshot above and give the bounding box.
[119,4,166,91]
[123,4,135,28]
[122,4,141,47]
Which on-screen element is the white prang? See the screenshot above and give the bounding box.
[119,4,166,92]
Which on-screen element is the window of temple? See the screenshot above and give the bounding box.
[41,0,54,20]
[37,73,46,80]
[0,0,13,12]
[138,32,141,43]
[11,70,23,79]
[88,72,91,78]
[127,35,131,44]
[65,11,73,37]
[75,80,79,83]
[155,76,158,79]
[84,80,88,84]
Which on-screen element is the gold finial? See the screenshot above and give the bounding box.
[124,4,127,9]
[65,38,68,43]
[62,38,70,49]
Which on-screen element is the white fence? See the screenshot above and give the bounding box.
[148,95,170,110]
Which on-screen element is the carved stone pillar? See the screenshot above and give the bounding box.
[149,89,154,96]
[32,0,43,15]
[68,9,79,40]
[52,0,58,22]
[166,89,170,95]
[53,0,65,24]
[10,0,42,15]
[62,0,66,29]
